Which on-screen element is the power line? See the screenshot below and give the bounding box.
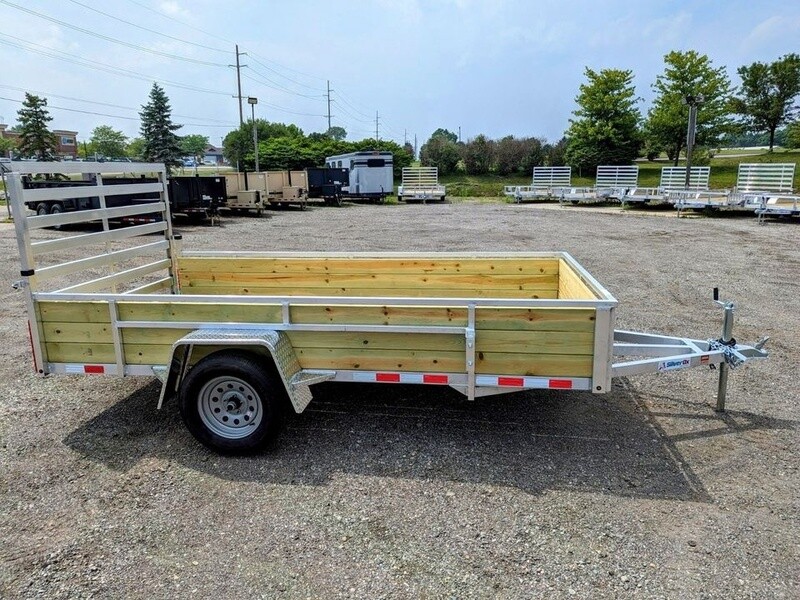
[247,54,326,92]
[124,0,237,44]
[244,67,325,100]
[0,0,228,67]
[0,84,233,124]
[65,0,230,54]
[121,0,326,85]
[0,95,236,127]
[0,33,230,96]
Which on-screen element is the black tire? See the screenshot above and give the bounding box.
[49,202,64,229]
[397,195,403,203]
[36,203,49,216]
[178,351,286,454]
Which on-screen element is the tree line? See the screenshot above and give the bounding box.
[420,51,800,176]
[6,50,799,178]
[5,84,414,177]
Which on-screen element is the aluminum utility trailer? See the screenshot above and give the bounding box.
[9,162,769,454]
[503,166,571,203]
[622,166,711,205]
[558,165,639,205]
[736,163,799,223]
[675,163,795,215]
[398,167,446,203]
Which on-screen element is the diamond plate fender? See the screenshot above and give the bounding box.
[157,328,333,413]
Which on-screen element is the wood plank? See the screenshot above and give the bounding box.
[42,322,193,345]
[38,301,111,324]
[290,304,469,327]
[476,330,594,355]
[287,332,464,352]
[558,259,596,300]
[477,352,593,377]
[178,271,560,290]
[180,285,559,299]
[177,257,561,276]
[476,308,596,332]
[117,302,283,323]
[294,347,466,372]
[45,342,172,365]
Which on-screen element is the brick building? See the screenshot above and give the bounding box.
[0,124,78,159]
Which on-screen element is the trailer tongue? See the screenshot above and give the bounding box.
[8,162,768,453]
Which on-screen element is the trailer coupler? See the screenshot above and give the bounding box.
[612,289,768,412]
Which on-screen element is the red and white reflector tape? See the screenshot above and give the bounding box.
[476,375,583,390]
[64,364,106,374]
[352,371,451,385]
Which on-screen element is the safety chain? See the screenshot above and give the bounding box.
[708,339,744,369]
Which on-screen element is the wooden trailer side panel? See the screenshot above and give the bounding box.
[37,300,596,377]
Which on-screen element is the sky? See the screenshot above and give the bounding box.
[0,0,798,149]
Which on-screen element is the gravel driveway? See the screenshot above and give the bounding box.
[0,201,797,598]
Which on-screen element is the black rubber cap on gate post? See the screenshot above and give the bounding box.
[20,269,34,277]
[713,287,719,301]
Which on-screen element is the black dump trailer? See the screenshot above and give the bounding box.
[167,176,226,220]
[306,167,350,206]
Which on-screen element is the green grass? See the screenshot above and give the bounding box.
[432,150,800,197]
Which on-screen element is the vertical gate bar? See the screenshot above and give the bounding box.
[108,299,125,376]
[592,306,614,393]
[466,303,476,401]
[8,172,47,373]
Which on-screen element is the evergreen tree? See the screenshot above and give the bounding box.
[16,93,57,160]
[139,83,182,171]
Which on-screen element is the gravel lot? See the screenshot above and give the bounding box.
[1,201,798,598]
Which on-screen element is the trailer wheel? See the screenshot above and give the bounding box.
[179,351,286,454]
[49,202,64,229]
[36,203,49,216]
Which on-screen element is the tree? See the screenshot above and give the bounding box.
[730,54,800,151]
[564,68,642,172]
[90,125,128,158]
[126,137,145,160]
[16,93,57,160]
[419,134,460,175]
[181,134,209,165]
[139,83,182,171]
[786,121,800,149]
[326,126,347,141]
[544,138,568,166]
[0,136,17,158]
[644,50,734,165]
[461,134,494,175]
[223,120,304,169]
[403,141,415,159]
[430,128,458,143]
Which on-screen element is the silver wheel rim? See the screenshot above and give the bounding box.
[198,376,263,439]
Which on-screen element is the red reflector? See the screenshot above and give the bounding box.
[423,374,449,384]
[498,377,525,387]
[548,379,572,389]
[84,365,105,374]
[375,372,400,383]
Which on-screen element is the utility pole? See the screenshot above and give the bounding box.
[375,111,379,149]
[404,129,407,145]
[458,126,461,142]
[326,80,332,131]
[233,45,246,127]
[414,134,417,159]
